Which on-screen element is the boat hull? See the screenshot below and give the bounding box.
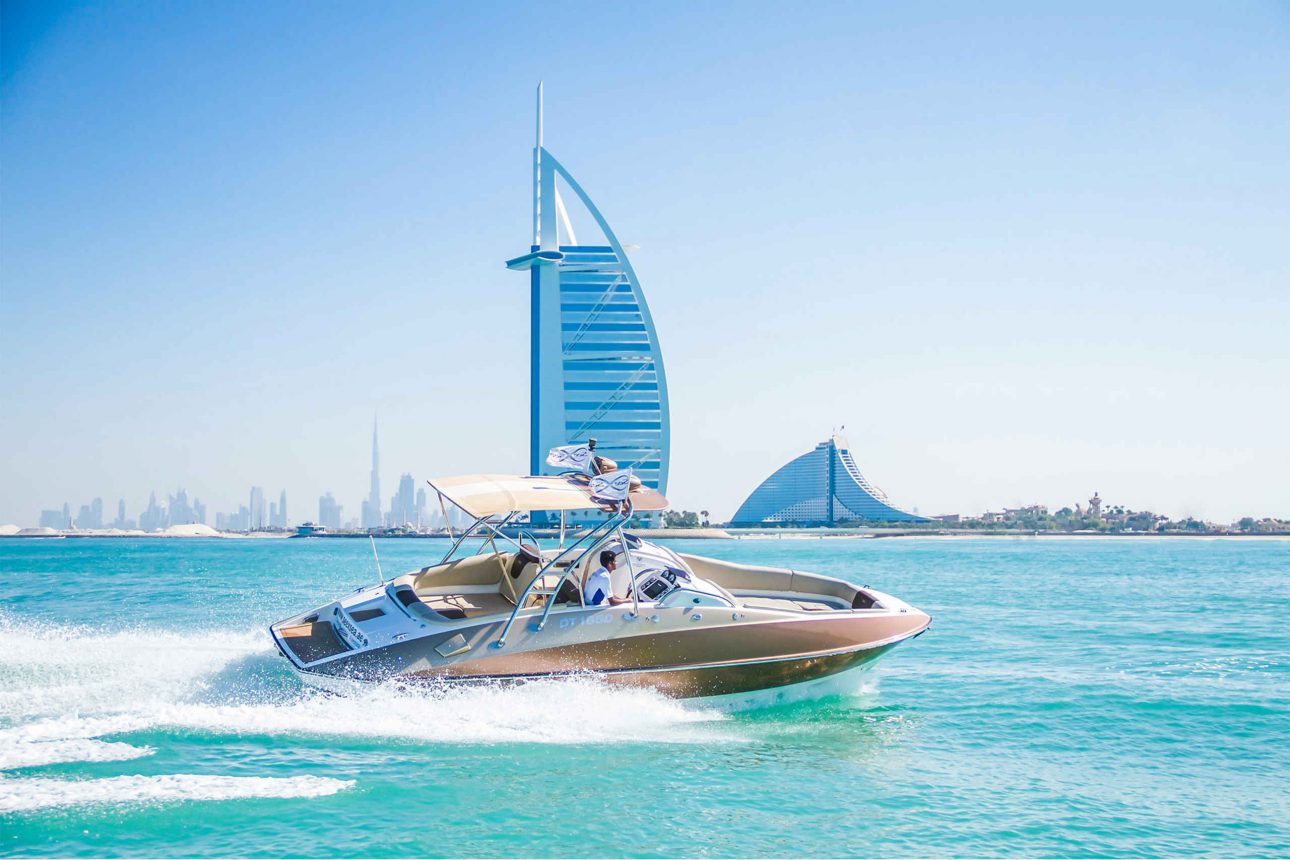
[281,608,929,700]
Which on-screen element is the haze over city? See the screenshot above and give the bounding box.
[3,1,1288,526]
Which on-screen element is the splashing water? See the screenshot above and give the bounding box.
[0,611,738,812]
[0,774,355,814]
[0,737,154,770]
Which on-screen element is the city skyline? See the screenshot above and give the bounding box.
[3,4,1288,525]
[15,413,1287,531]
[25,420,466,531]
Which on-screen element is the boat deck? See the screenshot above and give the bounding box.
[420,592,514,619]
[737,595,844,612]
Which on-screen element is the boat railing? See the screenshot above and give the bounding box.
[425,481,530,565]
[496,510,627,648]
[424,478,642,649]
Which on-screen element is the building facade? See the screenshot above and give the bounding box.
[388,473,415,527]
[361,419,382,528]
[249,486,265,530]
[507,86,669,517]
[318,492,342,530]
[731,436,929,525]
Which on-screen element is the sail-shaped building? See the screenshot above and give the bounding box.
[731,436,929,525]
[506,86,670,510]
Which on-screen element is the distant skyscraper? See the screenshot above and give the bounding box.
[278,490,288,528]
[114,499,127,529]
[249,486,265,530]
[506,85,670,522]
[362,419,382,528]
[318,492,342,529]
[39,509,66,529]
[388,473,415,526]
[140,493,166,531]
[74,498,105,529]
[216,504,252,532]
[415,487,427,529]
[169,489,198,525]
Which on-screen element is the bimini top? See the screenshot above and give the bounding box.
[426,474,668,519]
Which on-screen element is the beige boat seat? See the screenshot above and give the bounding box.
[411,552,508,591]
[421,592,515,619]
[400,553,512,620]
[497,546,543,605]
[504,547,588,608]
[403,546,602,619]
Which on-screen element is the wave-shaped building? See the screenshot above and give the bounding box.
[731,436,929,525]
[506,85,669,515]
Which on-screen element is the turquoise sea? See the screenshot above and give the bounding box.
[1,537,1287,857]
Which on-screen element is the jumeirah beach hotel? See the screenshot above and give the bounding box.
[506,86,670,514]
[731,436,929,526]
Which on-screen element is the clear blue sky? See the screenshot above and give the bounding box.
[2,1,1288,525]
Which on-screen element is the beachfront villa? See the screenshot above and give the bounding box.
[731,435,929,525]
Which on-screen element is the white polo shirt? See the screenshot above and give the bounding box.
[583,566,613,606]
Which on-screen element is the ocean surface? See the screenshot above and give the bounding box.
[1,536,1287,858]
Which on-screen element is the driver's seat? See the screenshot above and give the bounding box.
[498,545,543,606]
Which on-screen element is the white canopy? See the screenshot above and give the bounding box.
[427,474,668,519]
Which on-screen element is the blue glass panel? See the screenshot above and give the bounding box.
[559,286,634,296]
[561,323,648,332]
[564,382,659,391]
[566,421,662,430]
[564,342,655,352]
[564,402,661,412]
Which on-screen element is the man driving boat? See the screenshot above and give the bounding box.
[584,549,631,606]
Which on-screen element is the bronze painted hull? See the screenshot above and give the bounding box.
[292,610,929,699]
[560,640,901,698]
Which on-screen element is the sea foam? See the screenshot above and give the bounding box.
[0,737,154,770]
[0,614,737,815]
[0,773,354,814]
[0,613,734,756]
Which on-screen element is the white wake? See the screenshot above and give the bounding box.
[0,774,354,814]
[0,613,734,773]
[0,737,154,770]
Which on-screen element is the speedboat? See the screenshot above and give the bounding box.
[270,472,930,701]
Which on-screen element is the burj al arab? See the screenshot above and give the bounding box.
[506,85,670,513]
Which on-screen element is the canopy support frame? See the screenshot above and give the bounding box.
[497,509,628,648]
